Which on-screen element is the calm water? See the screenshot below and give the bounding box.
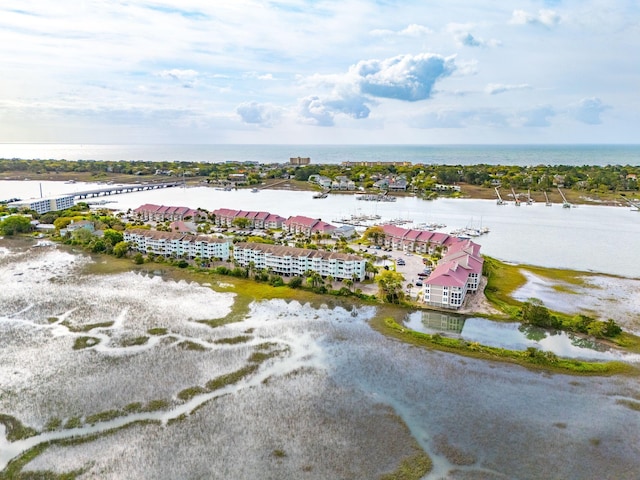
[1,143,640,165]
[3,180,640,278]
[403,312,640,362]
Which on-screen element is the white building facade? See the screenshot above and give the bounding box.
[233,242,365,281]
[124,229,230,260]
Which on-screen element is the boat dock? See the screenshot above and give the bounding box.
[356,193,396,202]
[557,187,572,208]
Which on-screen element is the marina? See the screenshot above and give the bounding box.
[355,193,397,202]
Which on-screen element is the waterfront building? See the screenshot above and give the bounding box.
[283,215,337,236]
[378,224,458,254]
[8,195,74,214]
[212,208,285,229]
[233,242,366,281]
[123,229,230,260]
[423,239,484,310]
[133,204,202,222]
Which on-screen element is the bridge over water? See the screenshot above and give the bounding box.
[71,181,181,199]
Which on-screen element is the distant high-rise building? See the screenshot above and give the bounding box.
[289,156,311,165]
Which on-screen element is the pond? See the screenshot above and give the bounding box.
[402,311,639,362]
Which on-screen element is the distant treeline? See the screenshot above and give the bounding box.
[1,158,638,193]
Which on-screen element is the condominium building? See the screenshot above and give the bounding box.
[123,229,230,260]
[212,208,285,229]
[133,204,202,222]
[283,216,337,236]
[378,224,459,254]
[423,239,484,310]
[233,242,366,281]
[8,195,75,214]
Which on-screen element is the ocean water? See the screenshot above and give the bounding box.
[1,143,639,166]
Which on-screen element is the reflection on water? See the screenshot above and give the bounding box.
[403,312,633,362]
[403,310,466,334]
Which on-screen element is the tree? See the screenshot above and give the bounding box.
[365,261,379,280]
[376,270,405,304]
[103,229,124,246]
[133,252,144,264]
[53,217,73,231]
[363,225,384,245]
[521,299,560,329]
[232,217,252,230]
[0,215,32,235]
[113,241,129,258]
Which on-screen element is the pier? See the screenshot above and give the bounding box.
[557,187,572,208]
[495,187,506,205]
[544,191,552,206]
[619,195,640,211]
[511,187,520,206]
[70,181,181,199]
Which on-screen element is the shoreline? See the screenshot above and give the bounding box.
[1,171,634,207]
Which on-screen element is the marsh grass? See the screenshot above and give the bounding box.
[214,335,252,345]
[177,386,209,402]
[177,341,207,351]
[72,336,99,350]
[62,321,114,333]
[85,410,124,425]
[616,399,640,411]
[44,417,62,432]
[63,417,82,429]
[551,284,578,294]
[119,336,149,347]
[147,327,168,335]
[379,450,432,480]
[205,365,260,391]
[0,414,38,441]
[140,399,170,412]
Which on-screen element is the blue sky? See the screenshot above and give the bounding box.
[1,0,638,144]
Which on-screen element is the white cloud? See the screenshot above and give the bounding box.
[510,9,561,28]
[236,102,281,127]
[297,96,335,126]
[370,23,431,37]
[157,69,199,88]
[485,83,532,95]
[446,23,500,48]
[568,97,610,124]
[352,53,455,102]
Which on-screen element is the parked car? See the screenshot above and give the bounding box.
[415,280,423,286]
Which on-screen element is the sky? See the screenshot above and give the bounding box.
[1,0,639,145]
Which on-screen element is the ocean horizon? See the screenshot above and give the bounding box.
[1,143,640,166]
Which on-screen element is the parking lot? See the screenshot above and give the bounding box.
[357,246,432,300]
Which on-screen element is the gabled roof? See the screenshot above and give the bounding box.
[425,261,469,287]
